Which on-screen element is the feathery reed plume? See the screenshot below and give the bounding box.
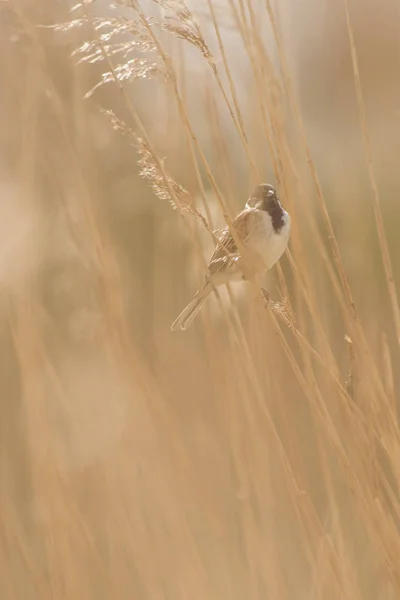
[84,58,161,97]
[152,0,216,71]
[264,292,295,330]
[102,109,208,225]
[135,136,191,212]
[55,7,166,96]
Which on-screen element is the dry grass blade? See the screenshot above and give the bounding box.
[343,0,400,346]
[344,334,357,400]
[382,333,395,412]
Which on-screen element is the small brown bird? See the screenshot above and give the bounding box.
[171,183,291,331]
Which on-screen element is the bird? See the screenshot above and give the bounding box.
[171,183,291,331]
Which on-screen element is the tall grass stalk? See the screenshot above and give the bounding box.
[1,0,400,598]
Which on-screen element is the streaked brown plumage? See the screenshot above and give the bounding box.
[171,183,290,331]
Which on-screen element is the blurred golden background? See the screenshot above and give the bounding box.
[1,0,400,598]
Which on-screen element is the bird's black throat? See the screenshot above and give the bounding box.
[266,201,285,233]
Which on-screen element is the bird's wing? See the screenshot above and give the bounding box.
[208,209,255,276]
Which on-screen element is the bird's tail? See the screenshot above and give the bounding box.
[171,282,212,331]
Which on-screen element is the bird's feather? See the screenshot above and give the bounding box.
[208,209,255,276]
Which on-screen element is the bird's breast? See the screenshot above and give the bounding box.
[247,210,290,270]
